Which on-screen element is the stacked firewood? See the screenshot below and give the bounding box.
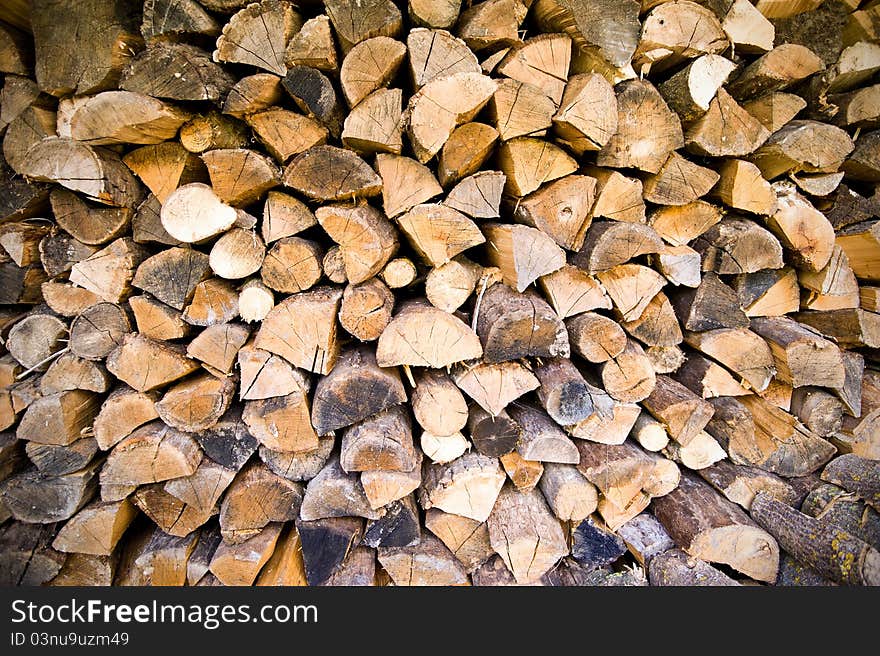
[0,0,878,587]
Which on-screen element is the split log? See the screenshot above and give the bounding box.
[508,403,580,464]
[621,291,683,347]
[600,339,657,403]
[712,159,777,215]
[1,462,99,523]
[597,79,683,174]
[342,88,404,155]
[596,264,667,322]
[377,302,483,368]
[378,533,469,585]
[419,452,506,522]
[340,406,417,473]
[454,362,538,417]
[284,14,336,72]
[496,137,577,197]
[685,89,771,158]
[445,171,505,220]
[674,353,748,399]
[552,73,617,152]
[570,517,627,569]
[376,155,442,220]
[316,204,397,285]
[219,463,302,543]
[751,492,879,586]
[141,0,220,40]
[155,372,235,433]
[0,522,66,585]
[296,516,364,585]
[489,78,555,141]
[634,2,727,73]
[500,451,543,491]
[653,472,780,582]
[794,308,880,349]
[214,0,300,75]
[260,436,333,483]
[487,485,569,584]
[283,145,381,201]
[31,0,141,97]
[260,236,323,294]
[484,223,565,292]
[6,312,67,372]
[659,54,737,122]
[424,256,481,313]
[122,42,234,102]
[243,388,317,454]
[362,495,420,548]
[106,334,199,392]
[210,523,282,586]
[360,453,422,510]
[100,421,201,486]
[17,391,101,447]
[299,454,380,521]
[539,266,610,320]
[649,201,720,248]
[407,28,480,89]
[93,387,159,451]
[424,509,493,573]
[573,221,663,274]
[129,296,190,340]
[750,316,844,388]
[410,369,468,438]
[50,553,117,587]
[40,354,109,395]
[406,72,497,163]
[684,327,775,392]
[437,122,498,188]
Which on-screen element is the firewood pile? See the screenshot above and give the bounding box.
[0,0,879,587]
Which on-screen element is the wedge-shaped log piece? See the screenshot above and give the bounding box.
[244,387,317,452]
[220,462,303,543]
[684,327,775,392]
[214,0,301,75]
[685,89,770,158]
[100,421,201,486]
[438,122,498,187]
[659,54,737,122]
[712,159,776,215]
[16,390,101,447]
[377,303,483,368]
[483,223,565,292]
[281,66,343,137]
[396,204,485,268]
[643,152,720,206]
[121,42,233,102]
[674,352,748,399]
[363,495,420,548]
[406,71,497,162]
[361,452,423,510]
[299,454,381,521]
[123,143,205,205]
[552,73,617,152]
[159,183,238,244]
[596,264,666,323]
[378,533,468,585]
[341,406,417,473]
[425,508,493,573]
[621,291,683,347]
[751,316,844,389]
[155,373,235,433]
[316,204,398,284]
[106,334,199,392]
[69,91,189,146]
[496,33,571,104]
[445,171,505,220]
[574,221,663,274]
[540,266,610,319]
[52,499,136,556]
[260,436,333,483]
[31,0,140,97]
[142,0,220,40]
[202,148,280,207]
[48,189,131,248]
[420,452,506,522]
[210,523,282,586]
[93,387,159,451]
[455,362,539,417]
[283,145,381,201]
[751,492,878,586]
[254,286,342,375]
[671,272,748,332]
[407,27,480,89]
[476,283,569,363]
[339,36,405,108]
[751,120,854,180]
[641,375,714,447]
[692,218,784,275]
[489,78,555,141]
[20,138,143,208]
[512,175,595,252]
[635,1,727,72]
[509,404,580,464]
[487,485,568,583]
[311,346,406,435]
[728,43,824,100]
[339,278,394,342]
[1,462,99,524]
[456,0,523,51]
[497,137,577,197]
[296,516,364,585]
[376,154,443,219]
[653,472,779,582]
[132,247,210,310]
[597,79,683,174]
